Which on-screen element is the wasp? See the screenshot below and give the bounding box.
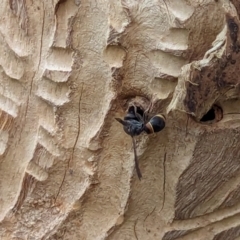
[115,103,165,180]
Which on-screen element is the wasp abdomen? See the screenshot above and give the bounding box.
[144,114,165,134]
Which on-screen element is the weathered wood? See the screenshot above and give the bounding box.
[0,0,239,239]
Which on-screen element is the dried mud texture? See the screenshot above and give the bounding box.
[0,0,239,240]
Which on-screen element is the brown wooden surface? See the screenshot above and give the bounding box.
[0,0,239,239]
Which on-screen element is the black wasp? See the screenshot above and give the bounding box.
[115,103,165,180]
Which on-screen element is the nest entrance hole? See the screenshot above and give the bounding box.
[200,105,223,123]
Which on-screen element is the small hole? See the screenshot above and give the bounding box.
[136,106,144,117]
[200,108,215,122]
[200,105,223,123]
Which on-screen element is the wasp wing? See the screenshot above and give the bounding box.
[132,137,142,180]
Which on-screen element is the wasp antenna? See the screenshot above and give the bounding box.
[115,118,126,125]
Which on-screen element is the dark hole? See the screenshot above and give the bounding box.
[136,106,144,117]
[200,108,215,122]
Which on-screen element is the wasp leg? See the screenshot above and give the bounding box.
[143,101,153,122]
[132,137,142,180]
[128,104,144,123]
[143,94,158,122]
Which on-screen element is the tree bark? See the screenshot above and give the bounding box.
[0,0,240,239]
